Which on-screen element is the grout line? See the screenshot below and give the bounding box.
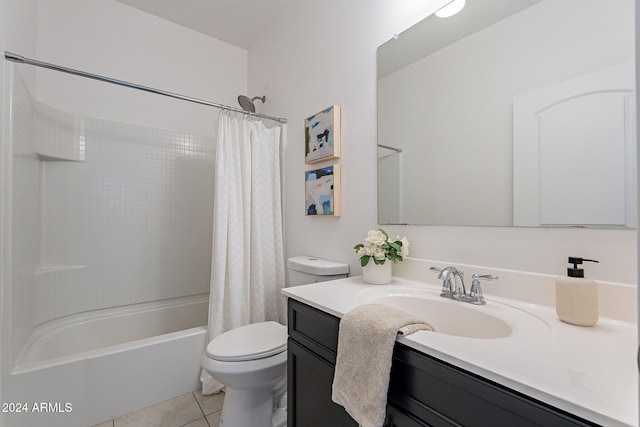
[177,416,208,427]
[192,391,206,417]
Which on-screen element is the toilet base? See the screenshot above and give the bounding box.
[272,407,287,427]
[221,386,282,427]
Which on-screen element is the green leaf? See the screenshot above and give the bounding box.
[379,229,389,240]
[353,243,364,251]
[360,256,370,267]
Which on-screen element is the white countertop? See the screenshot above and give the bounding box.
[282,276,638,427]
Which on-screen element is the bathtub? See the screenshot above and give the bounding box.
[4,294,209,427]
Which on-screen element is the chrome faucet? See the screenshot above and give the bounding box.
[430,267,498,305]
[430,266,465,299]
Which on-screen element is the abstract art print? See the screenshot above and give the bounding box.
[304,105,341,164]
[305,164,341,216]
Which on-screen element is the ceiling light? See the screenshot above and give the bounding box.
[435,0,466,18]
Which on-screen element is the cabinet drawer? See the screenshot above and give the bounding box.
[288,298,341,363]
[390,344,599,427]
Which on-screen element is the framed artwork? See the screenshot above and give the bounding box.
[305,164,341,216]
[305,105,341,164]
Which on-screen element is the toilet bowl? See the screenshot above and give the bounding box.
[201,321,288,427]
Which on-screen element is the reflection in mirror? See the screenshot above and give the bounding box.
[377,0,636,227]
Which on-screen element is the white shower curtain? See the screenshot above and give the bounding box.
[201,113,286,395]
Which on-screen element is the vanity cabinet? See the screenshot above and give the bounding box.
[287,299,599,427]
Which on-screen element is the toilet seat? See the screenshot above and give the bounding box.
[206,321,287,362]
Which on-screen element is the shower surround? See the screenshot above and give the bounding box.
[2,65,215,425]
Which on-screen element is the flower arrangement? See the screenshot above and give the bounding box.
[353,229,410,267]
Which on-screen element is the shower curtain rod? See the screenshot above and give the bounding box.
[378,144,403,153]
[4,51,288,124]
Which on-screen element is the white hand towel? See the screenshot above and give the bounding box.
[331,303,435,427]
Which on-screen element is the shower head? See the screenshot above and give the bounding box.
[237,95,266,113]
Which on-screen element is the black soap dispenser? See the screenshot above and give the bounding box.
[555,257,599,326]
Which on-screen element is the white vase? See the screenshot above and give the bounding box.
[362,261,392,285]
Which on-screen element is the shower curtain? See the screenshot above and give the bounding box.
[201,113,286,395]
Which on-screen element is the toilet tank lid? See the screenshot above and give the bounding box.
[287,256,349,275]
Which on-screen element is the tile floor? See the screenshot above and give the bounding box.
[93,390,224,427]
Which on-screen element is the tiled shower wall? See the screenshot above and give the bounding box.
[10,66,215,353]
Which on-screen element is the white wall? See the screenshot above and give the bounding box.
[35,0,247,138]
[0,0,37,89]
[248,0,637,286]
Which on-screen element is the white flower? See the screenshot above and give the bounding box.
[357,247,366,256]
[365,229,386,246]
[400,245,409,258]
[364,242,377,256]
[373,247,386,260]
[400,237,410,257]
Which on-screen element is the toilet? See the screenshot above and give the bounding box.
[201,256,349,427]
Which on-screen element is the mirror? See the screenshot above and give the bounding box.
[377,0,636,227]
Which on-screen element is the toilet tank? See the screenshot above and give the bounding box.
[287,256,349,286]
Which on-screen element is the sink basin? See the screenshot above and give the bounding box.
[356,286,548,339]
